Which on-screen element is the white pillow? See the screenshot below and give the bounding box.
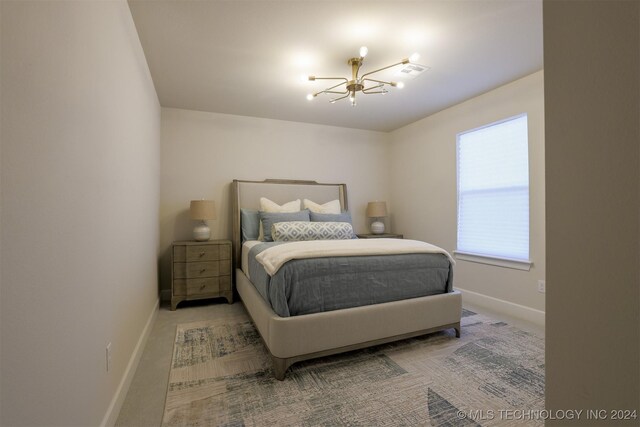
[258,198,301,240]
[260,197,301,212]
[303,198,341,214]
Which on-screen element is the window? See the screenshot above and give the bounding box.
[455,114,530,270]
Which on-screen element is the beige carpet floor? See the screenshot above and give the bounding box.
[162,308,544,426]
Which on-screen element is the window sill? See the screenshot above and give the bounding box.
[453,251,532,271]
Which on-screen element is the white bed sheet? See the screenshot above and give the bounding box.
[242,240,261,279]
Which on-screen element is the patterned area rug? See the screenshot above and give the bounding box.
[162,308,544,426]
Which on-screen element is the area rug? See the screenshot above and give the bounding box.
[162,308,544,426]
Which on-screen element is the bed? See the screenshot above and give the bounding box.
[232,179,462,380]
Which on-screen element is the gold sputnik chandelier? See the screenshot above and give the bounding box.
[305,46,420,106]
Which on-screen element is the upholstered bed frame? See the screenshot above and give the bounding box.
[231,179,462,380]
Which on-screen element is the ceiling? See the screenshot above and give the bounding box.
[128,1,542,132]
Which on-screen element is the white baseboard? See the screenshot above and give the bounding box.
[100,298,159,427]
[455,287,545,327]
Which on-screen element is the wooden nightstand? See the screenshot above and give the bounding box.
[356,233,404,239]
[171,240,232,310]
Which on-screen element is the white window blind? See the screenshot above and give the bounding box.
[456,114,529,262]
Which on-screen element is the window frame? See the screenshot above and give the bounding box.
[454,113,532,271]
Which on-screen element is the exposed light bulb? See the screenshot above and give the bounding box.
[306,93,314,101]
[299,74,308,82]
[359,46,368,58]
[396,81,405,89]
[330,99,337,104]
[409,52,421,63]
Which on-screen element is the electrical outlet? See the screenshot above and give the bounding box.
[538,280,546,293]
[106,343,112,372]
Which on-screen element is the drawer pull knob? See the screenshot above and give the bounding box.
[199,252,205,257]
[200,285,205,290]
[200,269,206,273]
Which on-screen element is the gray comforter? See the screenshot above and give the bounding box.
[248,242,453,317]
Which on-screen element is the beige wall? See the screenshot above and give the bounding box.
[389,71,545,315]
[544,1,640,422]
[0,1,160,426]
[159,108,390,294]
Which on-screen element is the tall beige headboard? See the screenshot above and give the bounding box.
[231,179,348,267]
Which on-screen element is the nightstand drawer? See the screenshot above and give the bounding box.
[173,277,230,297]
[174,243,231,262]
[173,261,219,279]
[186,245,220,261]
[219,275,231,290]
[187,277,219,296]
[174,245,219,262]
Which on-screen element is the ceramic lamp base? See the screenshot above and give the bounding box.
[193,222,211,241]
[370,220,385,234]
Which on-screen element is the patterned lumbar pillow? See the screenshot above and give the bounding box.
[272,221,355,242]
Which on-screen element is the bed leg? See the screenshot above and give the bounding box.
[454,323,461,338]
[271,356,292,381]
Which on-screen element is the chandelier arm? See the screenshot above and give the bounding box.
[323,80,348,91]
[362,83,384,93]
[322,90,349,95]
[359,59,409,80]
[313,77,349,83]
[362,78,393,86]
[312,80,348,97]
[361,90,387,94]
[330,93,350,103]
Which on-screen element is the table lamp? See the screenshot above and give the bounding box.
[190,200,216,241]
[366,201,387,234]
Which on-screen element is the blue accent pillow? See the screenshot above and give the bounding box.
[260,210,311,242]
[310,211,353,225]
[240,209,260,243]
